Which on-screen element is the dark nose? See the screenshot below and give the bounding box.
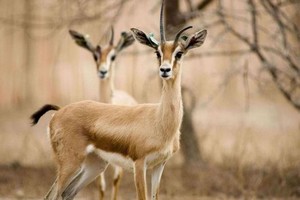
[100,70,107,75]
[160,68,171,73]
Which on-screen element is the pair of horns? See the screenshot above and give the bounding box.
[160,0,193,44]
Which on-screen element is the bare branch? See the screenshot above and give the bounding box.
[196,0,215,11]
[214,0,300,111]
[260,0,300,75]
[185,0,194,12]
[248,0,258,49]
[188,49,251,58]
[243,61,250,112]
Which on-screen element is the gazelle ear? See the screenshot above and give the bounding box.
[131,28,159,49]
[183,30,207,51]
[116,31,135,52]
[69,30,96,53]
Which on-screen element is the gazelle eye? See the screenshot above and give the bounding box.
[93,54,99,61]
[155,51,161,59]
[175,52,183,60]
[111,55,116,61]
[93,55,97,61]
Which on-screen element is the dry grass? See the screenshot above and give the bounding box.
[1,162,300,199]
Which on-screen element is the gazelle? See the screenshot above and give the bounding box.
[69,28,136,200]
[30,0,207,199]
[69,28,136,105]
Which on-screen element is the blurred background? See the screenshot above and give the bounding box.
[0,0,300,199]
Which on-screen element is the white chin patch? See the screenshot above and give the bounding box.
[160,72,172,80]
[98,73,109,79]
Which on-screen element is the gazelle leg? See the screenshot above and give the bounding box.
[61,151,108,200]
[44,178,58,200]
[134,159,147,200]
[98,172,106,200]
[44,165,82,200]
[151,163,165,200]
[111,166,123,200]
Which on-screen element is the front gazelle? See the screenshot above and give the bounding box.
[30,0,207,200]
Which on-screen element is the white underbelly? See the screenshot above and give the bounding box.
[86,144,174,171]
[95,149,134,172]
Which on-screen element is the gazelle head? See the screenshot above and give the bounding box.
[69,28,135,79]
[131,0,207,81]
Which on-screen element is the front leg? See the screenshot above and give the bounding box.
[151,163,165,200]
[134,158,147,200]
[98,172,105,200]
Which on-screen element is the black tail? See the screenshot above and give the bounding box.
[30,104,60,126]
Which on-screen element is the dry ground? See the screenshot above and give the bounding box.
[1,162,300,200]
[1,107,300,199]
[0,164,217,200]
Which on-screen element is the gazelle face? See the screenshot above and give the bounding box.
[95,46,116,79]
[131,28,207,81]
[156,42,185,80]
[69,29,135,80]
[131,0,207,81]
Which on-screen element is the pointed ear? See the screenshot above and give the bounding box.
[183,30,207,51]
[130,28,159,49]
[69,29,95,53]
[116,31,135,53]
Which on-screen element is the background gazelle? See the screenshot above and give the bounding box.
[69,28,137,200]
[30,0,207,199]
[69,28,136,105]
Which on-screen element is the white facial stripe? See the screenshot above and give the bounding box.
[157,46,163,63]
[100,49,116,72]
[172,46,182,64]
[166,46,180,69]
[106,49,116,69]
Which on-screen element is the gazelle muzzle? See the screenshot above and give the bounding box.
[98,70,108,79]
[159,63,172,79]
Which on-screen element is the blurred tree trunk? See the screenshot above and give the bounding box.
[23,0,35,105]
[181,88,204,166]
[165,0,204,167]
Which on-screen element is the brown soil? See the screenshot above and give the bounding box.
[1,163,300,200]
[0,164,205,200]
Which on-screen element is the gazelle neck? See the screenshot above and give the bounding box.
[99,66,115,103]
[158,66,183,139]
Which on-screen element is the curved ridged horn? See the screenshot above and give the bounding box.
[109,26,114,45]
[174,26,193,45]
[160,0,166,43]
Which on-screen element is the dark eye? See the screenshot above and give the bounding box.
[155,51,161,59]
[93,54,98,61]
[111,55,116,61]
[175,52,183,60]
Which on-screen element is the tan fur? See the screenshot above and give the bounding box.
[96,43,137,200]
[45,41,187,200]
[98,45,137,105]
[98,46,114,69]
[44,22,207,200]
[161,44,175,61]
[134,159,147,200]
